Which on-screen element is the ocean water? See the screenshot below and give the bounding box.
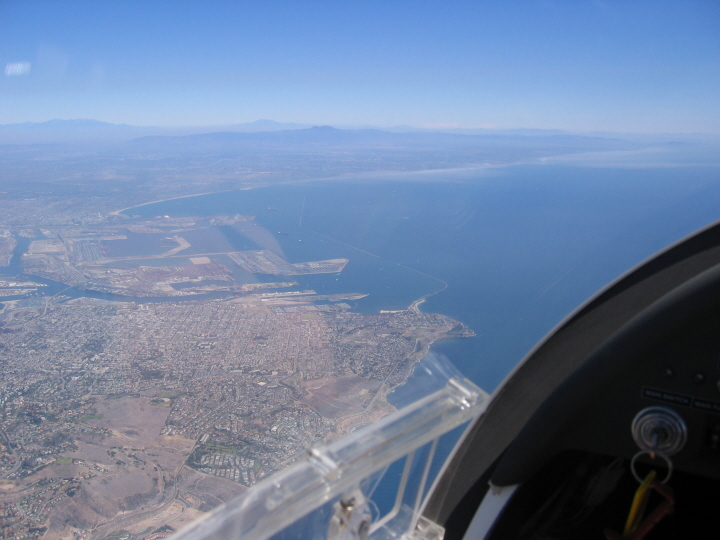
[131,162,720,391]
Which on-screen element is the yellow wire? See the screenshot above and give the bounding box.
[624,470,657,534]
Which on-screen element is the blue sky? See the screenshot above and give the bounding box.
[0,0,718,133]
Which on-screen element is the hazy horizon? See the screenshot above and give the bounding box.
[2,1,719,134]
[2,117,719,138]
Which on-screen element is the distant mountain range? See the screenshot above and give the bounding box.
[0,118,712,147]
[0,119,162,144]
[120,125,636,158]
[0,119,311,145]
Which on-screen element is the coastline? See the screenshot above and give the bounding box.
[409,297,426,314]
[108,189,241,217]
[106,161,521,218]
[397,262,448,314]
